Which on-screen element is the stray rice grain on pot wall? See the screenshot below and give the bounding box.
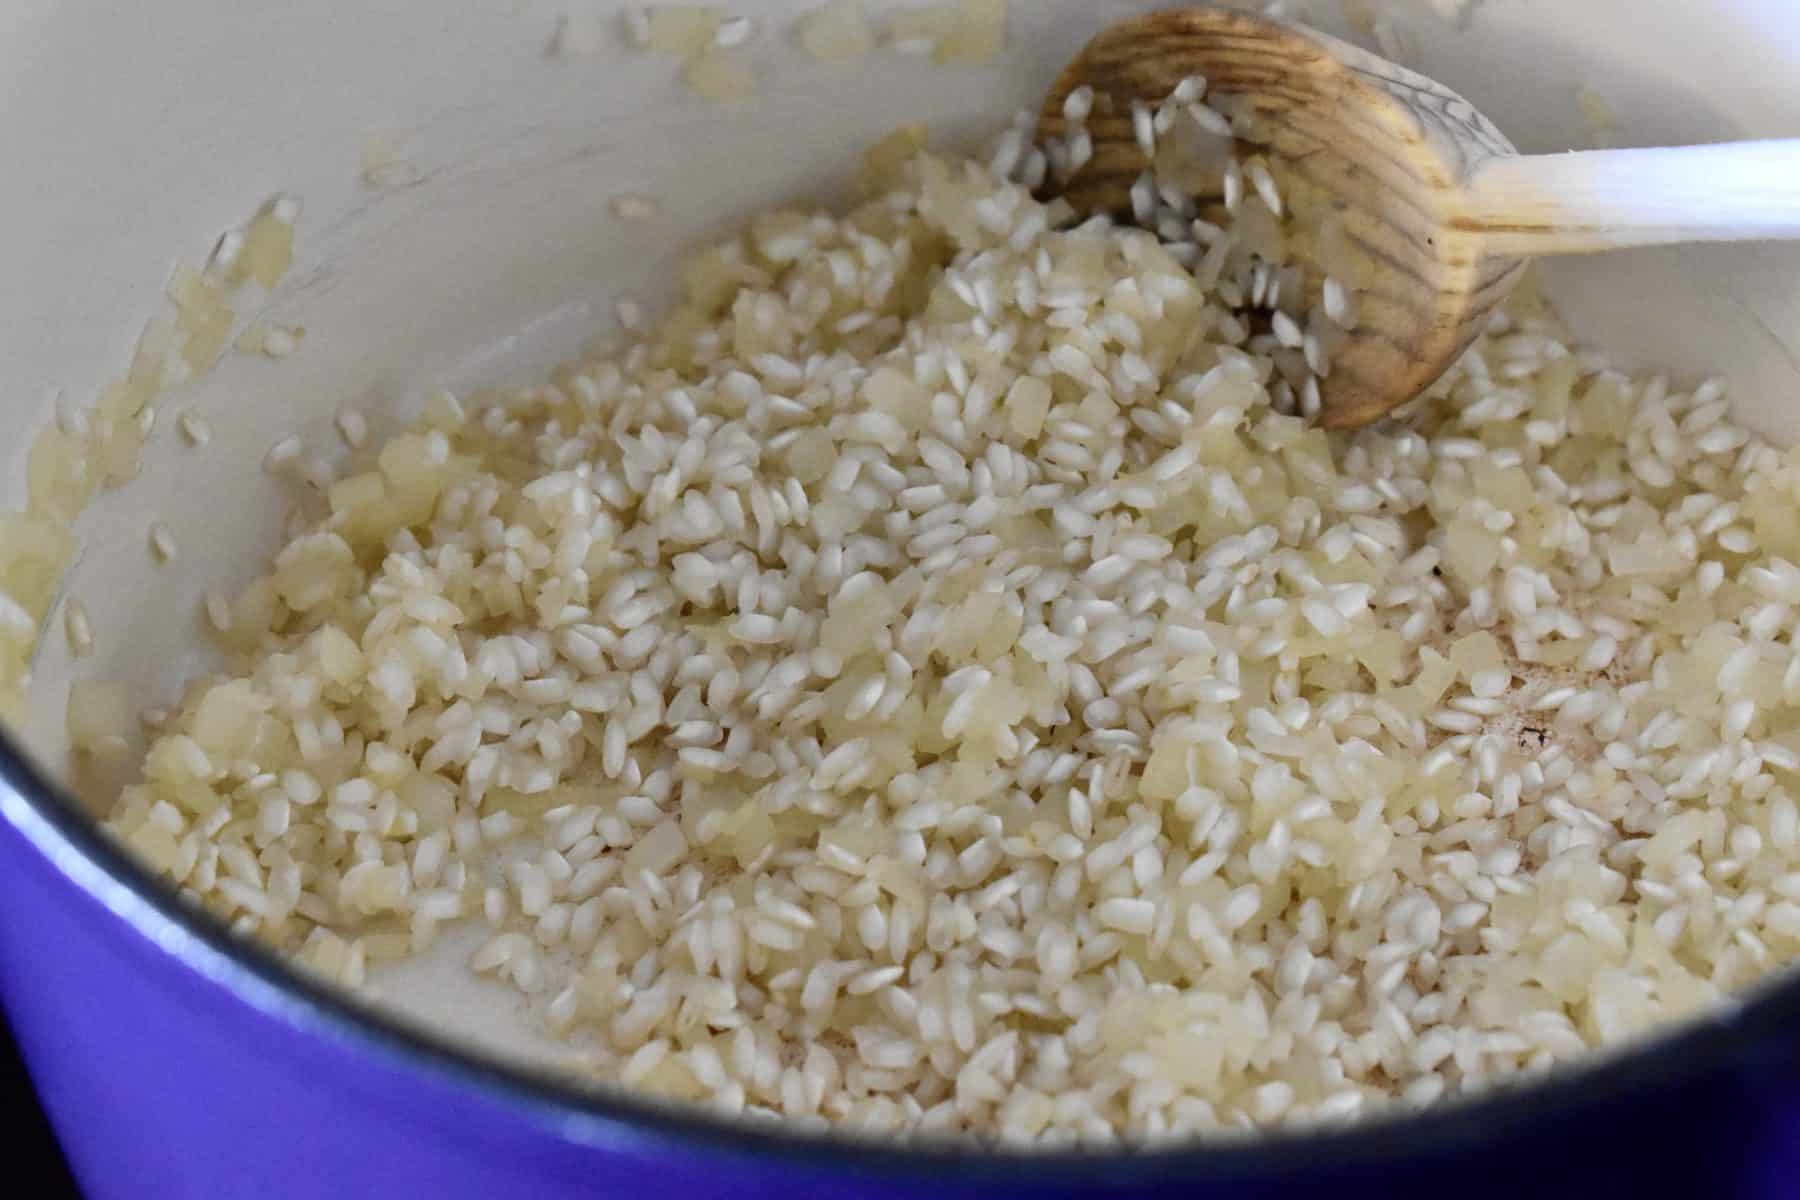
[88,92,1800,1143]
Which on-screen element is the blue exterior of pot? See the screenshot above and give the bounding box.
[4,739,1800,1199]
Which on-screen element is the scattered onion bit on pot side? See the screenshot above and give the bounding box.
[0,195,301,728]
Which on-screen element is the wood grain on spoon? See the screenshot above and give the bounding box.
[1040,8,1800,429]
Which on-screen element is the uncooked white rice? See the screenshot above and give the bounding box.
[147,522,177,564]
[64,598,93,657]
[178,410,213,448]
[608,192,661,221]
[45,82,1800,1149]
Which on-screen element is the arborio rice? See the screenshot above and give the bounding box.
[102,110,1800,1142]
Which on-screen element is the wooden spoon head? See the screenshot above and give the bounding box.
[1040,7,1527,428]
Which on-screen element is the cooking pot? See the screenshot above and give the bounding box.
[4,1,1800,1195]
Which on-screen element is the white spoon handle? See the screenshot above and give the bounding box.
[1459,139,1800,256]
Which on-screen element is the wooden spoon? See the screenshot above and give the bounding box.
[1038,7,1800,429]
